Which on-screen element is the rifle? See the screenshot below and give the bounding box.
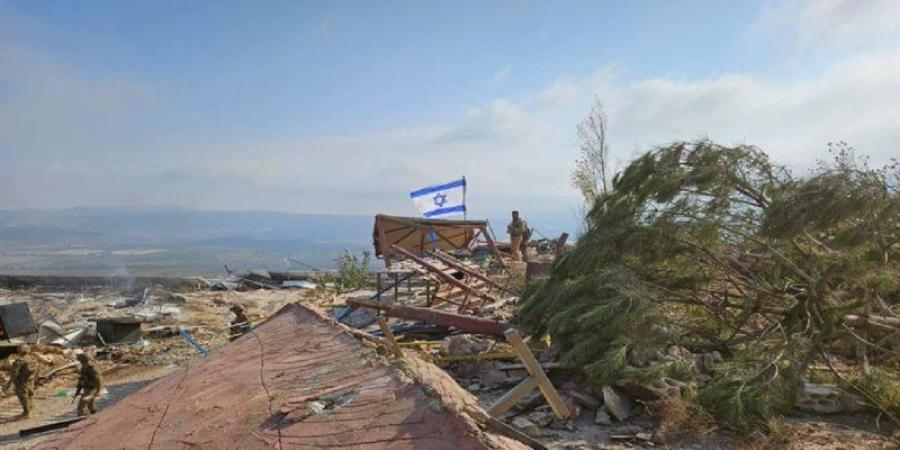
[71,385,82,404]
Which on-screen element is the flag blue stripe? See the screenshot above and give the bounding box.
[409,178,466,198]
[423,205,466,217]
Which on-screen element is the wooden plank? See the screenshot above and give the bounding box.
[483,225,507,268]
[428,250,511,294]
[377,317,403,358]
[504,329,570,420]
[390,245,493,304]
[487,376,539,416]
[347,299,509,336]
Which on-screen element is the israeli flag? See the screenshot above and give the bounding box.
[410,178,466,218]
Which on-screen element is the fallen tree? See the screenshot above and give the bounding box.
[520,140,899,430]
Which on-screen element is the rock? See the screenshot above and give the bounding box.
[665,345,692,360]
[516,390,546,412]
[467,383,481,392]
[561,394,583,420]
[615,377,684,402]
[440,335,493,357]
[795,383,865,414]
[700,351,724,373]
[566,387,601,408]
[635,432,653,441]
[614,425,643,435]
[594,408,612,425]
[602,386,632,421]
[511,416,540,436]
[527,410,555,427]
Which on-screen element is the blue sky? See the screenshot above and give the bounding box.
[1,0,898,232]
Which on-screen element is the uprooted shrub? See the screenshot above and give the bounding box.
[520,140,900,431]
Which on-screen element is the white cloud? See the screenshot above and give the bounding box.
[756,0,899,50]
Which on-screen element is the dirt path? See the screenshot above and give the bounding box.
[0,365,175,449]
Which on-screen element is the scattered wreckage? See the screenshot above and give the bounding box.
[2,212,890,448]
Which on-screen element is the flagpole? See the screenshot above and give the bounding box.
[462,175,467,221]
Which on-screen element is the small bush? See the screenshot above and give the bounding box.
[333,250,371,293]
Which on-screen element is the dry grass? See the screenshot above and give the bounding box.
[653,395,716,441]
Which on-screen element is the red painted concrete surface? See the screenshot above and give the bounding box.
[34,304,527,450]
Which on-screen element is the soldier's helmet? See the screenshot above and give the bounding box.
[77,353,91,363]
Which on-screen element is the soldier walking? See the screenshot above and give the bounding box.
[74,353,102,416]
[229,305,251,341]
[3,345,38,419]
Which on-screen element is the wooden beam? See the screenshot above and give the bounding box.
[488,376,539,416]
[377,317,403,358]
[482,225,506,268]
[347,299,509,336]
[390,245,493,304]
[428,249,511,294]
[504,329,570,420]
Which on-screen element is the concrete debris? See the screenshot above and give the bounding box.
[602,386,632,422]
[615,377,685,402]
[795,383,865,414]
[441,334,493,356]
[563,383,601,408]
[527,409,555,427]
[594,407,612,425]
[512,416,541,437]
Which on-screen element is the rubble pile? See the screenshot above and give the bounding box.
[1,213,895,448]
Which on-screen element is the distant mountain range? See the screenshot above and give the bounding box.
[0,207,374,276]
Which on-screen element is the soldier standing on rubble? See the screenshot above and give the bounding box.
[3,345,38,419]
[74,353,102,416]
[507,211,531,262]
[229,305,251,341]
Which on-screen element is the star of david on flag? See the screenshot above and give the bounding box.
[409,177,466,218]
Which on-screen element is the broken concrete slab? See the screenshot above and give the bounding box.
[602,386,632,422]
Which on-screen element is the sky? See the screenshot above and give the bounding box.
[1,0,898,229]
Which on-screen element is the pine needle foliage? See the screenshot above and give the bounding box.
[520,140,900,430]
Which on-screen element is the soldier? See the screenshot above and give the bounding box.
[506,210,531,262]
[229,305,251,341]
[74,353,102,416]
[3,345,38,419]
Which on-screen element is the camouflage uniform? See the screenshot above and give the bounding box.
[76,354,102,416]
[229,306,251,341]
[507,212,530,262]
[6,350,38,418]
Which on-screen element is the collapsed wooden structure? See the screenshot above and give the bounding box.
[372,214,503,265]
[34,303,531,450]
